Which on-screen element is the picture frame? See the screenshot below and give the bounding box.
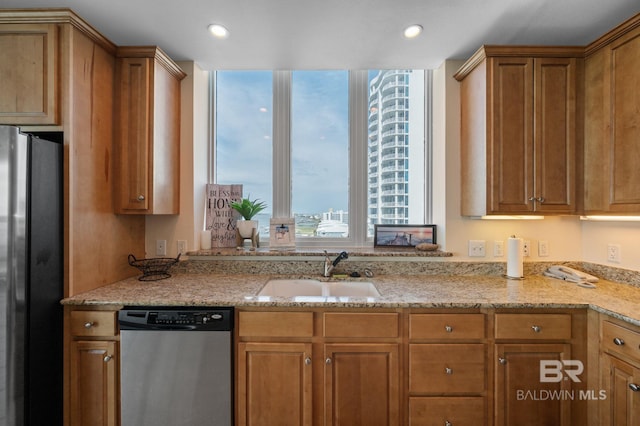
[373,224,437,247]
[269,218,296,250]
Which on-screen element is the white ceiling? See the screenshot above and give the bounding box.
[1,0,638,70]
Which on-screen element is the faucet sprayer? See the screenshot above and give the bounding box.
[323,250,349,277]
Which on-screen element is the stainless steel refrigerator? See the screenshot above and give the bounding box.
[0,126,63,426]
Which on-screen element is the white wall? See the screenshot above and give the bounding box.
[145,61,209,257]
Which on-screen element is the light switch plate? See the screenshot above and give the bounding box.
[468,240,486,257]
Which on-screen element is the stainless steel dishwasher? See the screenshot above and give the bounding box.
[118,307,233,426]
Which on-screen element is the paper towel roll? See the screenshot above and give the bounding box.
[506,236,524,278]
[200,230,212,250]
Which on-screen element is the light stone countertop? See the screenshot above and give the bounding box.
[62,272,640,326]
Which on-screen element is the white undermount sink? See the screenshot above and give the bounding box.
[258,279,381,298]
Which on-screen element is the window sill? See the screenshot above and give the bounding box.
[186,247,453,259]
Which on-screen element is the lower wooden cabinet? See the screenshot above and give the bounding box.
[495,343,572,426]
[600,318,640,425]
[69,340,118,426]
[236,342,313,426]
[66,308,119,426]
[324,343,400,425]
[409,396,486,426]
[236,309,401,426]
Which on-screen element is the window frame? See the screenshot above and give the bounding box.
[210,70,432,248]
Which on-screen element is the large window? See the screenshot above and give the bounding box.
[213,70,430,247]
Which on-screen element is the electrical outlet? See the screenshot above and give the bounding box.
[177,240,187,255]
[607,244,621,263]
[538,240,549,257]
[156,239,167,256]
[523,240,530,257]
[468,240,486,257]
[494,240,504,257]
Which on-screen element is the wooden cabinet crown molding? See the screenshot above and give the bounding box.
[454,45,584,81]
[585,12,640,56]
[116,45,187,81]
[0,8,116,53]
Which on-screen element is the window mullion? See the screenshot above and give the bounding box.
[272,71,292,218]
[349,70,369,246]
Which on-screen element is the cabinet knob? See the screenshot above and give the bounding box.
[613,337,625,346]
[498,357,507,365]
[137,195,145,201]
[103,354,112,363]
[304,357,311,366]
[537,197,545,203]
[531,325,542,333]
[445,325,453,333]
[445,367,453,375]
[630,383,640,392]
[445,422,452,426]
[84,322,94,329]
[325,358,332,365]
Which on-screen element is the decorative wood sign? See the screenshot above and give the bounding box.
[205,184,243,248]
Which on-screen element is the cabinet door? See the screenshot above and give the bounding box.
[237,342,313,426]
[115,57,151,212]
[534,58,576,213]
[601,354,640,425]
[489,57,535,213]
[608,28,640,211]
[495,343,572,426]
[324,343,400,426]
[69,340,117,426]
[0,23,59,125]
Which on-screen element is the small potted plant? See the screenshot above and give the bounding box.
[230,197,267,238]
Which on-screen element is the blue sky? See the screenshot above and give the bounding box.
[216,71,349,214]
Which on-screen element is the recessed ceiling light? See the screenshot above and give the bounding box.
[208,24,229,39]
[403,24,423,39]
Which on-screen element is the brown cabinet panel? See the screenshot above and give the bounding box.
[324,343,400,426]
[409,343,486,394]
[70,311,117,337]
[495,313,572,340]
[237,342,313,426]
[409,396,486,426]
[238,311,314,337]
[69,340,117,426]
[0,23,59,125]
[495,343,572,426]
[409,313,486,340]
[601,354,640,425]
[323,312,399,338]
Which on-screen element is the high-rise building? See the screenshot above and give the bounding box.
[367,70,425,229]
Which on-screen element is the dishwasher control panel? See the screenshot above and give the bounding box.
[119,307,233,331]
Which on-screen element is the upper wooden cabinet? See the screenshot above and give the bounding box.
[583,14,640,213]
[455,47,582,216]
[114,46,186,214]
[0,23,59,125]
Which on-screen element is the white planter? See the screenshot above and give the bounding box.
[237,220,257,238]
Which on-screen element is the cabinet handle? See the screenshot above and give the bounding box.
[445,422,452,426]
[613,337,625,346]
[630,384,640,392]
[304,357,311,366]
[84,322,94,329]
[498,357,507,365]
[445,325,453,333]
[531,325,542,333]
[137,195,145,201]
[445,367,453,375]
[325,358,332,365]
[103,354,112,363]
[537,197,545,203]
[528,197,536,202]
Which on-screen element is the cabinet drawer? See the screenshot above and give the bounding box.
[409,397,486,426]
[409,344,486,393]
[410,314,485,340]
[323,312,399,338]
[70,311,117,337]
[602,321,640,360]
[495,313,572,340]
[238,311,314,337]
